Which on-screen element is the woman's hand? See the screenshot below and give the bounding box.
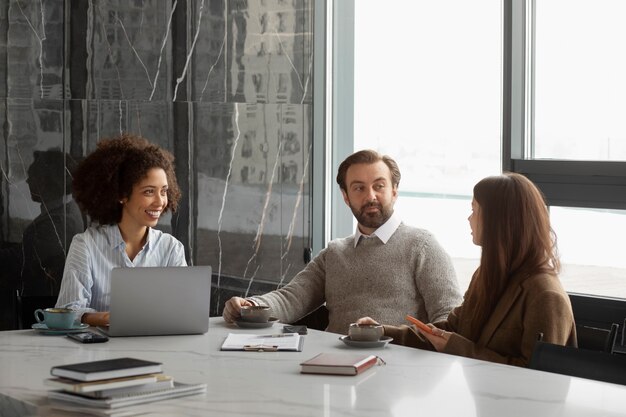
[81,312,109,327]
[419,324,451,352]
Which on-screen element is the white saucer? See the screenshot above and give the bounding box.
[339,335,393,348]
[32,323,89,335]
[235,317,279,329]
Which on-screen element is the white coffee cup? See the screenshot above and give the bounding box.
[240,305,271,323]
[348,323,384,342]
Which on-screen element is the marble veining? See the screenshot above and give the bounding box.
[173,0,205,101]
[15,0,46,99]
[149,0,178,101]
[216,102,242,309]
[200,34,227,102]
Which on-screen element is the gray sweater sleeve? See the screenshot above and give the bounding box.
[414,233,463,323]
[249,248,328,324]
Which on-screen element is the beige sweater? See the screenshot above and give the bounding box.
[251,223,462,334]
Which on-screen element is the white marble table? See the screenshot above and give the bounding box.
[1,318,625,416]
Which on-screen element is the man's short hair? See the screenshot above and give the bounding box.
[336,149,401,192]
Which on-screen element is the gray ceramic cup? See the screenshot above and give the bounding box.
[34,308,76,329]
[348,323,384,342]
[240,305,271,323]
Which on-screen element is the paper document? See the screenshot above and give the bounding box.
[221,332,304,351]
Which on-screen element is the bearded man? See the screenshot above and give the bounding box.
[223,150,462,334]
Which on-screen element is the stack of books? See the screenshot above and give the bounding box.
[44,357,206,411]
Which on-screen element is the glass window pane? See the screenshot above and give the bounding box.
[534,0,626,161]
[353,0,501,291]
[550,207,626,297]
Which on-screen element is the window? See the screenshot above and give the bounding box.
[328,0,626,298]
[533,0,626,161]
[335,0,502,291]
[504,0,626,297]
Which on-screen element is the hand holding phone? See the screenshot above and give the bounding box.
[405,315,434,335]
[67,331,109,343]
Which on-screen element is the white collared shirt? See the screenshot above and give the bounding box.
[56,224,187,314]
[353,211,402,247]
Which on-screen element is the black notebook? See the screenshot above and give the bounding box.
[51,358,163,382]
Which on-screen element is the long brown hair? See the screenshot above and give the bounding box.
[464,173,560,341]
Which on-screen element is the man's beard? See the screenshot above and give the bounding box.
[350,201,393,230]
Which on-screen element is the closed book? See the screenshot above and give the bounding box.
[80,375,174,398]
[300,353,379,376]
[50,358,162,382]
[45,374,160,393]
[48,381,207,409]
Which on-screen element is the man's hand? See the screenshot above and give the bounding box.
[356,317,380,326]
[222,297,254,323]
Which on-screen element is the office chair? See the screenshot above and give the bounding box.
[613,318,626,355]
[529,340,626,386]
[14,290,59,329]
[576,323,619,353]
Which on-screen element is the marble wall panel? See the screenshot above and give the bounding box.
[0,99,85,318]
[4,1,64,99]
[1,99,66,235]
[0,0,314,327]
[81,0,174,101]
[76,99,175,152]
[194,102,310,289]
[224,0,313,104]
[190,0,228,103]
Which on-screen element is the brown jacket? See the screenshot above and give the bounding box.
[384,272,576,367]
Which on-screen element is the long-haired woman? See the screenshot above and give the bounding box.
[358,172,576,367]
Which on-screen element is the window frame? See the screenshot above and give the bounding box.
[503,0,626,210]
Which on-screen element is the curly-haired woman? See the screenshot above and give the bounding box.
[357,173,576,367]
[56,134,186,327]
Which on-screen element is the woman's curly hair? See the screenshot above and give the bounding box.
[73,133,182,225]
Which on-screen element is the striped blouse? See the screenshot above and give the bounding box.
[56,224,187,314]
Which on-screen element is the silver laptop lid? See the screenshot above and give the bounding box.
[106,266,211,337]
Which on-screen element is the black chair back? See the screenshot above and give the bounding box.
[569,292,626,330]
[530,341,626,386]
[576,323,619,353]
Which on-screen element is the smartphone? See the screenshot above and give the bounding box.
[405,315,434,335]
[283,325,307,335]
[67,331,109,343]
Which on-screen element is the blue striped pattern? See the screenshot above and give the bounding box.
[56,224,187,314]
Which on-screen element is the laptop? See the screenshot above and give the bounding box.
[99,266,211,337]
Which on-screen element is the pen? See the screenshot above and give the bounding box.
[257,333,296,338]
[405,315,435,335]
